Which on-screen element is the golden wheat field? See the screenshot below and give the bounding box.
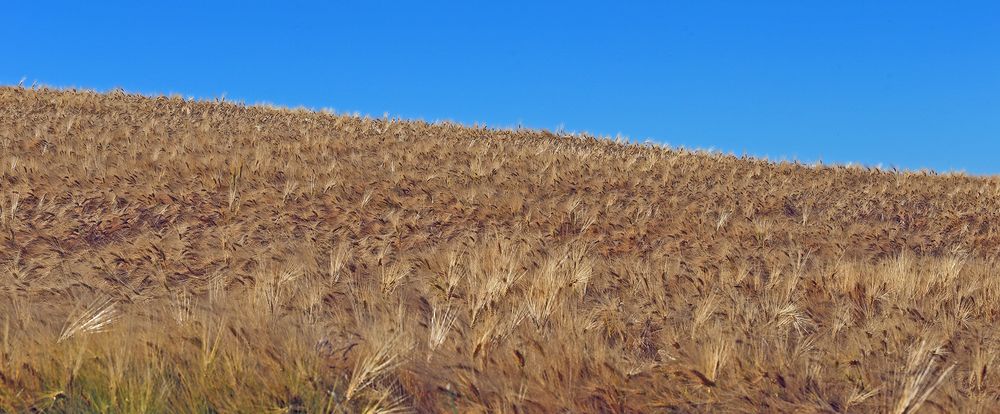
[1,86,999,413]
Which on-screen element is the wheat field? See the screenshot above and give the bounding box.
[0,86,998,413]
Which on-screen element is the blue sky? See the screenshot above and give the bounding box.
[4,1,998,174]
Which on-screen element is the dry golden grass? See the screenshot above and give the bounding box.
[1,86,999,413]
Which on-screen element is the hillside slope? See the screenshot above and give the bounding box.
[1,87,998,412]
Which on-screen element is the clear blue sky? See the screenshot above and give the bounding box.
[4,1,998,174]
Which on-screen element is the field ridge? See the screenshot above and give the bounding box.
[1,86,998,412]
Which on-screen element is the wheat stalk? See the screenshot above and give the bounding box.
[58,298,118,343]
